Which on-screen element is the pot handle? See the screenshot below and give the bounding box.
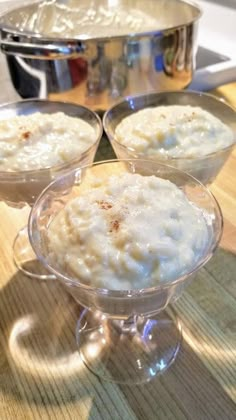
[0,38,86,59]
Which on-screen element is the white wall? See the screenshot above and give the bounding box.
[194,0,236,58]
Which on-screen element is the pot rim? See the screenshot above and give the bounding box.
[0,0,202,46]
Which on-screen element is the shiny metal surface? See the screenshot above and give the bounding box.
[0,0,201,111]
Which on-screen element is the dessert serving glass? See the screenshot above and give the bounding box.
[0,99,102,279]
[103,91,236,185]
[29,159,223,384]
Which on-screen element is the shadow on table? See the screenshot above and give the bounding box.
[0,269,133,419]
[0,248,235,419]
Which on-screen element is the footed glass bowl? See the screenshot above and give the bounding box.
[29,159,223,383]
[0,99,102,278]
[103,91,236,185]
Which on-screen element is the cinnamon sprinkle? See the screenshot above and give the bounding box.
[109,220,120,232]
[96,200,113,210]
[21,131,31,140]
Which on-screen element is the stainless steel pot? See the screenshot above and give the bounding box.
[0,0,201,111]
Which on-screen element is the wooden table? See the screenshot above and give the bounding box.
[0,84,235,420]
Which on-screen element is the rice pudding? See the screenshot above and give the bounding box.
[0,112,96,171]
[48,173,210,290]
[115,105,234,159]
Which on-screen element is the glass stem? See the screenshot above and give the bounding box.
[112,314,141,335]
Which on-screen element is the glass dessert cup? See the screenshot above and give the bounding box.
[0,99,102,279]
[103,90,236,185]
[29,159,223,384]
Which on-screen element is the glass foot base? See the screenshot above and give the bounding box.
[76,307,182,384]
[13,226,55,280]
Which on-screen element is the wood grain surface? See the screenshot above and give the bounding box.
[0,83,235,419]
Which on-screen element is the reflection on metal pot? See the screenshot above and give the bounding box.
[0,0,201,110]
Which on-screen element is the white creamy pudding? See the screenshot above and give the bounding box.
[0,112,96,171]
[15,3,168,39]
[48,173,210,290]
[115,105,234,158]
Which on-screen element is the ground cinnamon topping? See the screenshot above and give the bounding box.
[109,220,120,232]
[21,131,31,140]
[96,200,113,210]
